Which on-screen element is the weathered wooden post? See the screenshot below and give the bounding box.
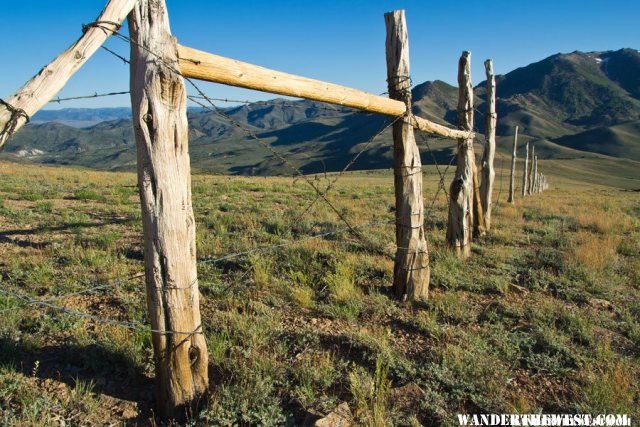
[527,145,535,195]
[532,155,539,193]
[129,0,208,418]
[472,165,485,237]
[522,141,529,196]
[507,126,518,203]
[446,51,475,258]
[479,59,496,232]
[385,10,429,301]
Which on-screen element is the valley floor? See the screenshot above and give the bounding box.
[0,161,638,426]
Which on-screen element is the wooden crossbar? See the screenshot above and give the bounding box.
[177,45,472,140]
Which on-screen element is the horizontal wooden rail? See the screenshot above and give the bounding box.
[177,45,472,140]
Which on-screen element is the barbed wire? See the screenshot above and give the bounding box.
[97,25,407,261]
[294,115,401,222]
[0,282,202,336]
[0,272,146,314]
[49,91,130,104]
[187,88,388,245]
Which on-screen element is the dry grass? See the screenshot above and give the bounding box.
[574,210,634,234]
[0,161,638,425]
[573,231,621,274]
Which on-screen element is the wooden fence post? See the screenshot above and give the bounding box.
[385,10,429,301]
[446,51,475,258]
[522,141,529,197]
[533,155,539,193]
[129,0,208,418]
[472,156,485,238]
[479,59,496,232]
[527,145,535,195]
[507,126,518,203]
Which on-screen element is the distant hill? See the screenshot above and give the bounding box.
[551,120,640,161]
[483,48,640,137]
[31,108,132,128]
[2,48,639,179]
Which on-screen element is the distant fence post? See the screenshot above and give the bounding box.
[129,0,208,418]
[472,155,485,237]
[533,155,539,193]
[446,51,475,258]
[385,9,429,301]
[527,145,535,195]
[522,141,529,196]
[507,126,518,203]
[479,59,496,232]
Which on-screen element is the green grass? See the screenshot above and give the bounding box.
[0,160,638,425]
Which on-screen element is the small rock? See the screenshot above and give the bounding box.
[313,402,353,427]
[590,298,613,310]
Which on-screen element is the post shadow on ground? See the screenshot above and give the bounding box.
[0,337,153,420]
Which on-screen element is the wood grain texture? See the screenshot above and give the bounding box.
[129,0,208,418]
[177,44,473,140]
[0,0,136,150]
[446,51,475,258]
[479,59,496,232]
[507,126,518,203]
[385,9,429,301]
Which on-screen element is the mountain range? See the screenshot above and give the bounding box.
[2,48,639,185]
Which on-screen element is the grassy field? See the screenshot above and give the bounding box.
[0,160,638,426]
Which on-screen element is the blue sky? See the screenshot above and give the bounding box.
[0,0,638,109]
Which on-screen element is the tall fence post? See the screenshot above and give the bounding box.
[479,59,496,232]
[507,126,518,203]
[129,0,208,418]
[522,141,529,197]
[446,51,475,259]
[385,9,429,301]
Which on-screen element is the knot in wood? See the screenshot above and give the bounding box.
[188,346,199,366]
[143,113,153,123]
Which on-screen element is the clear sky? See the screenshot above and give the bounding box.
[0,0,638,109]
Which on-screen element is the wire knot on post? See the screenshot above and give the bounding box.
[82,20,122,35]
[0,98,30,145]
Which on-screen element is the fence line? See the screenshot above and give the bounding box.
[0,19,487,345]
